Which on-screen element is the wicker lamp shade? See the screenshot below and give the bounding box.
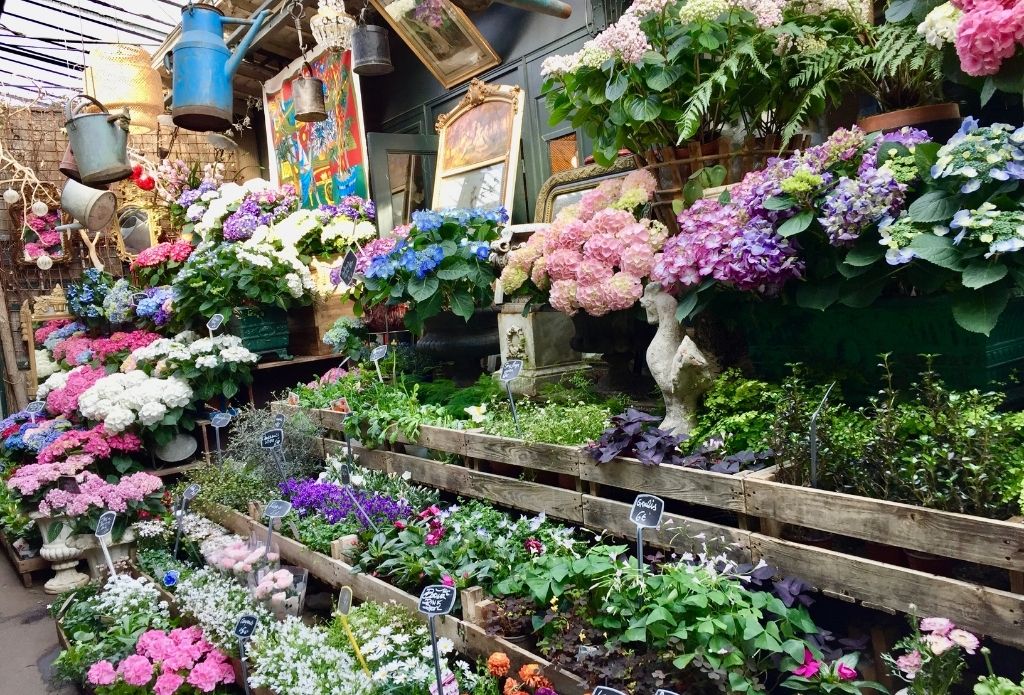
[311,0,357,52]
[84,45,164,134]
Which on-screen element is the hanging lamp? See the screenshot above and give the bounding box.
[83,45,164,135]
[310,0,357,52]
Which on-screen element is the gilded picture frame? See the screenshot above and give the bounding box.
[432,80,525,213]
[369,0,500,89]
[533,156,636,223]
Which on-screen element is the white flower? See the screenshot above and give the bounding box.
[918,2,960,48]
[103,405,136,433]
[35,349,60,379]
[195,355,219,369]
[37,369,70,398]
[138,401,168,426]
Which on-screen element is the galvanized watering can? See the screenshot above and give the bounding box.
[60,179,116,232]
[64,95,132,185]
[292,63,327,123]
[166,4,270,132]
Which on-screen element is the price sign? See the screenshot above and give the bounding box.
[273,413,285,429]
[234,614,259,639]
[337,586,353,616]
[163,570,180,588]
[500,359,523,382]
[370,344,388,362]
[25,400,46,414]
[592,688,627,695]
[263,499,292,520]
[182,483,201,502]
[94,511,117,538]
[338,251,358,286]
[206,313,225,332]
[339,463,351,486]
[211,412,232,428]
[418,585,457,616]
[260,429,284,450]
[132,292,148,306]
[428,672,459,695]
[656,690,682,695]
[629,494,665,529]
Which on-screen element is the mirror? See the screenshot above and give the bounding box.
[113,204,164,262]
[368,132,438,232]
[533,156,637,223]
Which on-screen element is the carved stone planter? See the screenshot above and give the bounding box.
[32,512,89,594]
[496,302,588,396]
[69,528,137,579]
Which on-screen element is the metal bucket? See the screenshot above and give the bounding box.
[61,179,117,231]
[64,95,132,185]
[293,63,327,123]
[352,25,394,76]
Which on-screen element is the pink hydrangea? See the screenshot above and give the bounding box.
[530,257,550,290]
[620,244,656,277]
[546,248,584,281]
[87,660,117,686]
[583,233,625,266]
[590,208,638,237]
[604,272,644,312]
[578,180,623,221]
[620,169,658,197]
[117,654,154,686]
[34,319,71,344]
[549,280,579,314]
[46,365,107,418]
[38,470,162,518]
[131,241,195,269]
[593,13,651,64]
[954,1,1023,76]
[575,281,611,316]
[577,258,614,285]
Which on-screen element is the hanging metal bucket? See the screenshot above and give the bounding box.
[292,63,327,123]
[59,144,81,182]
[64,95,132,185]
[352,25,394,76]
[61,179,117,231]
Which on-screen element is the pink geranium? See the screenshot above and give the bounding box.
[87,660,117,686]
[117,654,154,686]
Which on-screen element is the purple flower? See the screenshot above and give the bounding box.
[859,127,932,175]
[818,169,906,247]
[279,478,412,528]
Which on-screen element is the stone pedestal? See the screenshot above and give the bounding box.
[494,302,590,396]
[69,528,137,580]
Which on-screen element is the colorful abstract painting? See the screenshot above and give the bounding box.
[264,49,368,207]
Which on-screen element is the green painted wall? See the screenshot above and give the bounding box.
[359,2,598,222]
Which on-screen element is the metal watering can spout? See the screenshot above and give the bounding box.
[224,10,270,82]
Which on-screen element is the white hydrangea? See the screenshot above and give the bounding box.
[35,349,60,379]
[195,355,219,369]
[918,2,960,48]
[138,401,169,426]
[78,371,194,433]
[36,368,70,398]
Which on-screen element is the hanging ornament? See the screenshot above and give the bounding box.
[31,201,48,217]
[136,173,156,191]
[36,255,53,271]
[131,164,144,182]
[290,0,329,123]
[3,189,19,205]
[311,0,356,52]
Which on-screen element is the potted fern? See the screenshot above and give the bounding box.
[854,19,962,136]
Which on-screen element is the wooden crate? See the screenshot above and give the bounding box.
[287,300,355,357]
[206,504,589,695]
[0,528,48,588]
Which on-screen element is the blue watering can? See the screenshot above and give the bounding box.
[166,4,270,132]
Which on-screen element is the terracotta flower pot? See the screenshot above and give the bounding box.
[858,103,962,141]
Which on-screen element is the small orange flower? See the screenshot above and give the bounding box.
[503,678,523,695]
[518,664,547,688]
[488,652,511,677]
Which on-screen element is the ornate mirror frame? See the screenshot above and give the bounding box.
[20,285,74,399]
[533,156,637,223]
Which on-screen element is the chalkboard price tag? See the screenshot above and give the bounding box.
[163,570,180,588]
[500,359,523,382]
[260,428,284,450]
[339,463,351,486]
[95,511,116,538]
[234,614,259,639]
[337,586,353,616]
[132,292,148,306]
[273,413,285,428]
[338,251,358,286]
[182,483,201,502]
[263,499,292,519]
[655,690,682,695]
[206,313,225,332]
[418,585,457,616]
[25,400,46,414]
[370,344,388,362]
[211,412,232,428]
[592,688,627,695]
[629,494,665,529]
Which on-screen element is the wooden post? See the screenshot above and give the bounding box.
[461,586,486,627]
[0,285,28,410]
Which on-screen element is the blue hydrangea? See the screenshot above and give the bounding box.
[411,209,444,232]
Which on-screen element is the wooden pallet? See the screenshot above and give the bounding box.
[206,504,589,694]
[0,528,48,588]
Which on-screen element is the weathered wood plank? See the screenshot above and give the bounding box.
[380,450,584,523]
[462,431,585,476]
[209,505,587,693]
[749,534,1024,649]
[582,495,751,560]
[745,477,1024,572]
[581,458,745,511]
[418,425,468,455]
[318,408,348,432]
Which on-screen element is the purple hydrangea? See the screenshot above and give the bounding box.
[859,127,932,175]
[722,218,805,293]
[818,169,906,247]
[279,478,412,527]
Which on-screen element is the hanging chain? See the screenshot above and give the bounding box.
[289,0,308,59]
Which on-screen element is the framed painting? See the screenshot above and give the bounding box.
[369,0,500,89]
[263,45,369,207]
[432,80,524,212]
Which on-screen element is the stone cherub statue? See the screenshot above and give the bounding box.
[640,283,718,436]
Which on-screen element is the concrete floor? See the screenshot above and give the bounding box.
[0,556,77,694]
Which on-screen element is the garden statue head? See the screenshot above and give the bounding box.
[641,283,676,326]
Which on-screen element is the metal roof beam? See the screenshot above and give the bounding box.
[0,44,87,71]
[20,0,167,41]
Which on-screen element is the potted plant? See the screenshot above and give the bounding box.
[853,18,961,137]
[485,595,538,642]
[354,208,507,381]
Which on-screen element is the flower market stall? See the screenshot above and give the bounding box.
[4,0,1024,692]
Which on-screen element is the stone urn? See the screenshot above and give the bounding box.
[69,527,137,580]
[416,307,499,384]
[32,512,89,594]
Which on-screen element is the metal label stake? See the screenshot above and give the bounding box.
[370,344,388,382]
[419,585,457,693]
[339,463,378,532]
[26,400,45,423]
[173,484,201,560]
[260,428,286,478]
[210,412,232,463]
[262,499,291,552]
[809,382,836,489]
[629,494,665,576]
[499,359,523,437]
[94,511,117,577]
[592,688,626,695]
[206,313,224,341]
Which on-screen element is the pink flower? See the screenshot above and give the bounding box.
[620,169,657,197]
[442,574,455,587]
[954,2,1023,76]
[548,279,578,314]
[836,662,858,680]
[87,660,117,686]
[524,537,545,555]
[896,650,922,678]
[593,12,651,64]
[545,248,584,281]
[577,258,614,285]
[576,281,612,316]
[920,617,955,636]
[578,180,622,221]
[530,257,550,290]
[948,629,980,654]
[793,649,820,678]
[583,233,625,266]
[187,657,231,692]
[117,654,154,686]
[154,672,185,695]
